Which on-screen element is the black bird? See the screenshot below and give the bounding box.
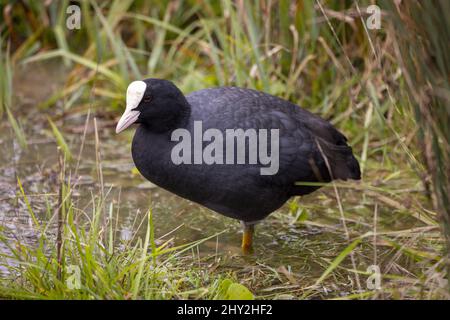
[116,78,360,254]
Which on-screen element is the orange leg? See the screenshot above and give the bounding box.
[241,223,255,255]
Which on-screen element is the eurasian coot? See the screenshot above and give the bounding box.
[116,78,360,254]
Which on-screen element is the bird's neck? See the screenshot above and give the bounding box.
[142,100,191,134]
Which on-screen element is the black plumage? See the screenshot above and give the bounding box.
[118,78,360,252]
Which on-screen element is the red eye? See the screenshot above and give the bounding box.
[143,95,151,102]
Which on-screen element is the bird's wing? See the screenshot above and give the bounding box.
[186,87,327,190]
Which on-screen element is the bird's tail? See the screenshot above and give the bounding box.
[316,138,361,181]
[339,152,361,180]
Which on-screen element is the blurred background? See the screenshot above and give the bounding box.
[0,0,448,299]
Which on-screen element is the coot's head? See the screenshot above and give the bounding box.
[116,78,189,133]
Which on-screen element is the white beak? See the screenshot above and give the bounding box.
[116,110,140,133]
[116,80,147,133]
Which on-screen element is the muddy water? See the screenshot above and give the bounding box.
[0,61,350,287]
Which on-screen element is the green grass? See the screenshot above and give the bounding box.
[0,188,243,299]
[0,0,448,299]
